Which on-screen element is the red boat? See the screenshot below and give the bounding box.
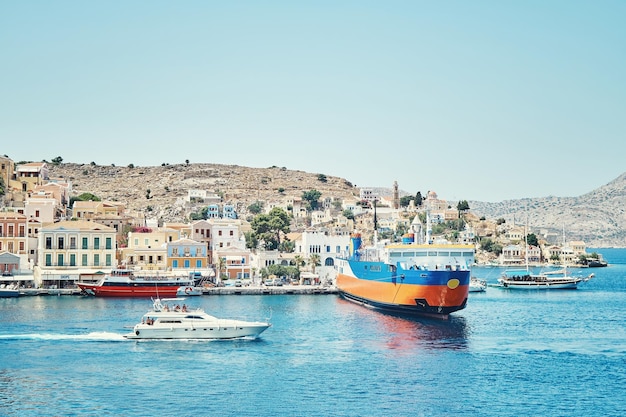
[77,269,197,298]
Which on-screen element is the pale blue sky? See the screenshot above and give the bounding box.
[2,1,625,202]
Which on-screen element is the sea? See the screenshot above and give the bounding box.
[1,248,625,417]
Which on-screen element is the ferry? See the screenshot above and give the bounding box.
[77,269,198,298]
[335,229,474,319]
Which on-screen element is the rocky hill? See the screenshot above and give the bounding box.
[49,162,359,222]
[48,163,626,247]
[469,173,626,248]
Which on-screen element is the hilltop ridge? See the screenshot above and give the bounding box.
[48,162,626,247]
[49,162,359,221]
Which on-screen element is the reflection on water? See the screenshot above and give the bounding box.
[337,298,468,353]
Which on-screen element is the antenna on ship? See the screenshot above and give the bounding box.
[373,198,378,246]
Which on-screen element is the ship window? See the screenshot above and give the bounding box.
[185,315,204,319]
[415,252,427,257]
[160,320,182,323]
[464,252,473,257]
[370,266,381,272]
[450,251,462,256]
[438,251,450,256]
[402,252,415,257]
[389,251,402,257]
[428,251,437,256]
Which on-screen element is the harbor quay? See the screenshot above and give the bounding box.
[13,284,338,297]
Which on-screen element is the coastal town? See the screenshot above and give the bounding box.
[0,155,605,296]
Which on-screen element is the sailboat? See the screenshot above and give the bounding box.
[498,222,594,289]
[498,267,594,290]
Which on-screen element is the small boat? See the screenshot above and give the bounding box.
[498,268,594,290]
[0,283,20,298]
[124,298,271,340]
[176,286,203,296]
[335,214,474,319]
[469,277,487,293]
[77,269,197,298]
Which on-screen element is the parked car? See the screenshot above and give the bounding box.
[234,279,242,287]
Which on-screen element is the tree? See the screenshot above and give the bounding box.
[216,257,227,282]
[0,177,5,196]
[308,254,321,274]
[480,238,502,254]
[526,233,539,247]
[70,192,101,207]
[457,200,470,212]
[399,195,414,207]
[244,231,258,249]
[317,174,328,183]
[302,189,322,211]
[248,201,264,215]
[293,255,305,273]
[415,191,423,206]
[185,159,190,166]
[51,156,63,165]
[250,207,291,250]
[342,209,354,220]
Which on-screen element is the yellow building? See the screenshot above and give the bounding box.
[36,220,117,288]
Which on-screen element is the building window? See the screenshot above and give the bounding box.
[173,260,178,268]
[105,237,112,250]
[106,254,112,266]
[184,260,190,268]
[45,236,52,249]
[94,237,100,250]
[35,210,40,217]
[196,260,202,268]
[94,254,100,266]
[19,242,24,251]
[70,254,76,266]
[218,230,222,236]
[70,237,76,249]
[230,230,233,236]
[82,237,88,250]
[45,254,52,266]
[58,237,64,250]
[82,254,88,266]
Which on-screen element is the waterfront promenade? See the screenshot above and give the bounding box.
[14,284,338,297]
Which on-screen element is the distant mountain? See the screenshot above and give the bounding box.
[469,173,626,248]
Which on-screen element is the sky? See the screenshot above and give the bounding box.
[1,1,625,202]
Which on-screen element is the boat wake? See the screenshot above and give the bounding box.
[0,331,127,342]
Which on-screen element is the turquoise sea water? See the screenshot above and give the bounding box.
[1,248,625,416]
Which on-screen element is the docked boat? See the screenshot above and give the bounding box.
[498,268,594,290]
[77,269,197,297]
[0,283,20,298]
[469,277,487,293]
[124,298,271,340]
[335,229,474,319]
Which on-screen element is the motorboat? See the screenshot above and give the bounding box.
[176,286,203,296]
[0,283,20,298]
[124,298,271,340]
[469,277,487,293]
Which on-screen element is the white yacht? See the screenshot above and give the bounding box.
[124,298,271,340]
